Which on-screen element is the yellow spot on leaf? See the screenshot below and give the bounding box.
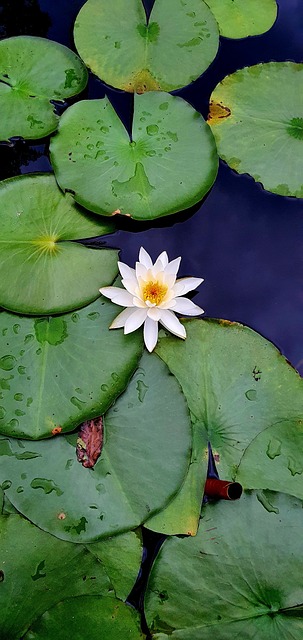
[208,100,231,125]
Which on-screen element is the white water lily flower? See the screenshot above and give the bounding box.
[99,247,204,352]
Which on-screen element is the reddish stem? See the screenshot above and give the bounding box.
[205,478,242,501]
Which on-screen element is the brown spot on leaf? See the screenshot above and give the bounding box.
[208,101,231,125]
[76,416,103,468]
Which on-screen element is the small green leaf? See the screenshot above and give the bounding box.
[208,62,303,197]
[74,0,219,92]
[205,0,277,39]
[50,92,218,220]
[0,36,88,140]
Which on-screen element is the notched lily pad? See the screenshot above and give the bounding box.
[205,0,277,39]
[0,173,117,314]
[145,491,303,639]
[0,297,143,439]
[0,352,191,541]
[74,0,219,92]
[0,36,88,140]
[208,62,303,198]
[50,92,218,220]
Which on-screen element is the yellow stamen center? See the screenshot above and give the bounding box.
[143,280,168,306]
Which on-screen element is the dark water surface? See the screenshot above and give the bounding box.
[0,1,303,632]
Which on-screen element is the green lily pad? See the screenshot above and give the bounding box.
[0,297,143,439]
[208,62,303,197]
[0,352,191,541]
[50,92,218,220]
[145,491,303,639]
[25,596,145,640]
[0,36,88,140]
[154,318,303,532]
[0,173,117,314]
[88,529,143,601]
[205,0,277,39]
[74,0,219,93]
[0,512,143,639]
[145,421,208,536]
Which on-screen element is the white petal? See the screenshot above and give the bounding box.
[173,277,204,297]
[159,298,176,309]
[133,296,146,308]
[173,297,204,316]
[151,256,165,276]
[118,261,136,283]
[164,257,181,276]
[159,309,186,339]
[99,286,125,300]
[121,278,138,296]
[124,308,147,333]
[156,251,168,268]
[143,317,159,352]
[104,289,134,307]
[110,307,136,329]
[135,261,148,280]
[147,307,162,321]
[139,247,153,268]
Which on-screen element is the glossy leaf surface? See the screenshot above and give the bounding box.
[0,174,117,314]
[50,93,218,220]
[0,36,88,140]
[0,513,142,639]
[145,492,303,638]
[0,352,191,541]
[0,298,143,439]
[205,0,277,39]
[208,62,303,197]
[74,0,219,92]
[155,319,303,501]
[25,596,145,640]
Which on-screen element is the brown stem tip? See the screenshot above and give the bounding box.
[205,478,243,501]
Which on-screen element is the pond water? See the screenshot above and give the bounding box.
[1,0,303,633]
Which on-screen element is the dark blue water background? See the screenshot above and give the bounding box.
[0,1,303,629]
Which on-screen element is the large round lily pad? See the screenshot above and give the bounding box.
[208,62,303,198]
[0,174,117,314]
[0,351,191,541]
[205,0,277,39]
[154,319,303,525]
[25,596,145,640]
[145,491,303,638]
[0,512,142,639]
[50,92,218,220]
[0,298,143,439]
[0,36,88,140]
[74,0,219,93]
